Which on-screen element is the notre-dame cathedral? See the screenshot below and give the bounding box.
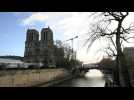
[24,27,55,67]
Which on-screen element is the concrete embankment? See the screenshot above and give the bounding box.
[35,74,76,87]
[35,70,83,87]
[0,68,71,87]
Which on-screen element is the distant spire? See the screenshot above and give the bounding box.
[48,26,52,31]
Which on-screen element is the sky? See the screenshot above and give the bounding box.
[0,12,134,64]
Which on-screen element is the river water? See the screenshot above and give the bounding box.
[53,69,105,87]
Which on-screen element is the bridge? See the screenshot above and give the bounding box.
[78,64,113,72]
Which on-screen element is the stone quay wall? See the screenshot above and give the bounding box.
[0,68,69,87]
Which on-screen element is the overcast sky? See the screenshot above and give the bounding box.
[0,12,134,64]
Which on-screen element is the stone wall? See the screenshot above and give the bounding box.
[0,68,69,87]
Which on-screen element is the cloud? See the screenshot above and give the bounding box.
[22,13,49,25]
[22,12,91,40]
[21,12,106,63]
[22,12,72,26]
[21,12,92,45]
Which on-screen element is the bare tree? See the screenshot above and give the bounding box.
[85,12,134,87]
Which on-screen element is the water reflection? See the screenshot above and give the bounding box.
[85,69,104,77]
[53,69,105,87]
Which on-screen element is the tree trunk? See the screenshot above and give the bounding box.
[116,20,131,87]
[113,56,120,86]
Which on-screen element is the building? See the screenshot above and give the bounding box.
[0,58,23,64]
[0,58,28,69]
[24,27,55,67]
[123,47,134,60]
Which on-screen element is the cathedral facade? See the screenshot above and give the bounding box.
[24,27,55,67]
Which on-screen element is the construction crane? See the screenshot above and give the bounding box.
[65,36,78,51]
[65,36,78,60]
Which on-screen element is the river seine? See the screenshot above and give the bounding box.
[53,69,105,87]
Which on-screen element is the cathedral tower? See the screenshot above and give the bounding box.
[39,27,55,67]
[24,29,39,63]
[24,27,55,68]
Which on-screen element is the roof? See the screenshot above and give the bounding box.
[124,47,134,50]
